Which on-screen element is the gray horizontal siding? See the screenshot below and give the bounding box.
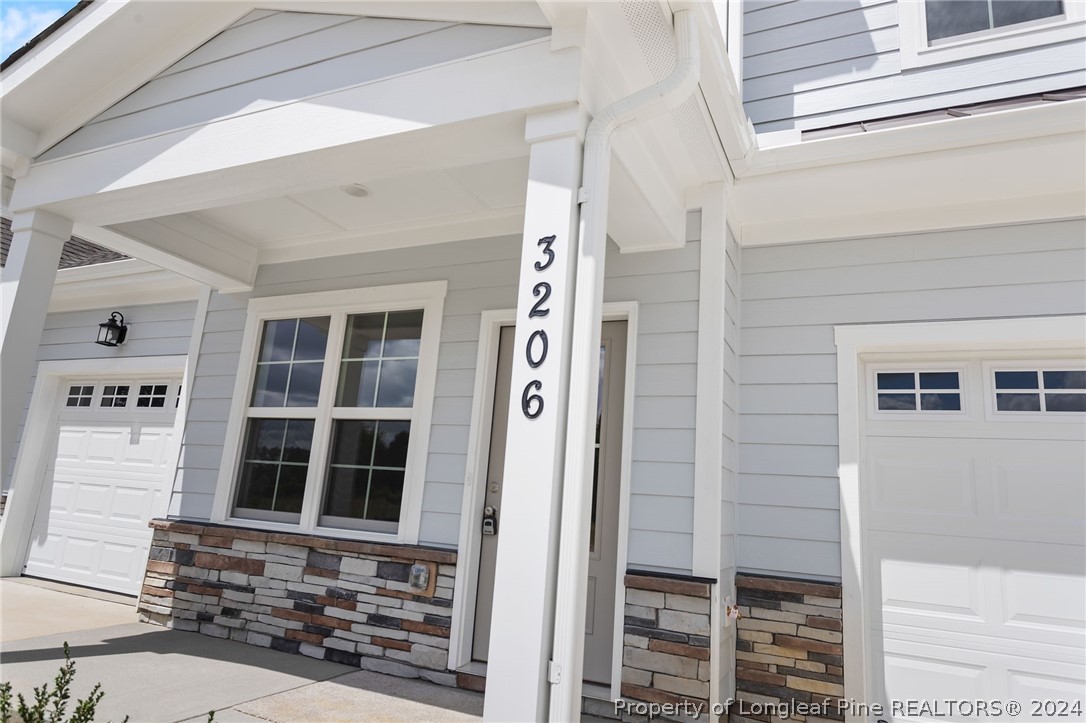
[175,231,701,572]
[40,11,548,160]
[742,0,1086,131]
[737,219,1086,580]
[5,300,196,490]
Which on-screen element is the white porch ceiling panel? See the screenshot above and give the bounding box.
[38,10,549,162]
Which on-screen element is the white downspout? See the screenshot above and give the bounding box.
[549,9,701,721]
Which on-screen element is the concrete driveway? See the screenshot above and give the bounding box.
[0,578,487,722]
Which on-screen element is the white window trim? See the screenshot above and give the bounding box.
[899,0,1085,69]
[983,358,1086,422]
[868,362,969,420]
[834,315,1085,722]
[210,281,446,546]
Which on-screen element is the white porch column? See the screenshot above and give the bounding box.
[483,106,586,722]
[1,210,71,487]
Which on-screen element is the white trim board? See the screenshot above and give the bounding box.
[448,301,638,703]
[0,355,189,579]
[833,315,1086,721]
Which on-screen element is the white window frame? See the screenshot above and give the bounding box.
[899,0,1085,69]
[210,281,447,545]
[983,359,1086,421]
[867,362,969,420]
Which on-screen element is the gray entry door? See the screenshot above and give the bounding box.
[472,321,627,685]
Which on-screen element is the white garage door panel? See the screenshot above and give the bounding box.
[863,356,1085,717]
[873,531,1086,649]
[881,637,1084,710]
[866,437,1084,545]
[26,407,178,596]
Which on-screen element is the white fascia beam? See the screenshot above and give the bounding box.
[73,223,256,293]
[11,42,579,226]
[736,129,1086,245]
[258,1,549,27]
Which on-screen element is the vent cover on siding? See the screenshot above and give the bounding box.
[619,1,723,180]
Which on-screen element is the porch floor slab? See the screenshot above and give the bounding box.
[1,579,615,722]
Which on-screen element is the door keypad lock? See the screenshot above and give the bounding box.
[482,506,498,535]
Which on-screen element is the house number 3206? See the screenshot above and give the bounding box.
[522,235,555,420]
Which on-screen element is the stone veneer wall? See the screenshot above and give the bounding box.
[138,519,458,685]
[732,574,844,723]
[619,572,714,711]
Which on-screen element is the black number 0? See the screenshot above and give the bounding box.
[534,235,555,271]
[526,330,548,368]
[522,380,544,419]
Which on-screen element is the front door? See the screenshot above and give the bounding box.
[472,321,627,685]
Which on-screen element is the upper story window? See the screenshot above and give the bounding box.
[925,1,1064,42]
[900,0,1084,69]
[219,282,445,542]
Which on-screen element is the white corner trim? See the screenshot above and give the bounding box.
[692,184,725,578]
[0,355,188,579]
[210,281,447,545]
[833,315,1086,720]
[898,0,1086,70]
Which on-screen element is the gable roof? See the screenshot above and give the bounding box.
[0,217,127,269]
[0,1,92,71]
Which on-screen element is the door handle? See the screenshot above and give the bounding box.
[482,506,498,535]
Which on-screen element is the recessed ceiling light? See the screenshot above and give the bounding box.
[340,184,370,198]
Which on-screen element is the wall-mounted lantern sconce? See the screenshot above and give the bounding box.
[95,311,128,347]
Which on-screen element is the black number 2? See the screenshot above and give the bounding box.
[529,282,551,318]
[534,235,555,271]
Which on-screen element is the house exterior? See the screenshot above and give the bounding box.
[0,1,1082,721]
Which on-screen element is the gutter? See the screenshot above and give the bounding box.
[547,9,701,720]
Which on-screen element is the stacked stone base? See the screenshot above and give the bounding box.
[139,519,458,685]
[733,574,844,723]
[620,571,714,718]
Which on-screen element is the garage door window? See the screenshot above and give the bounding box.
[100,385,130,408]
[65,385,94,407]
[994,368,1086,413]
[876,370,962,412]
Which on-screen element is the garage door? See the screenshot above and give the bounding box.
[863,357,1085,715]
[24,380,181,595]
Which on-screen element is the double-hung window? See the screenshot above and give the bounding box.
[218,282,445,543]
[900,0,1083,68]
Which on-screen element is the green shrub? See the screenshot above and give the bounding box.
[0,642,126,723]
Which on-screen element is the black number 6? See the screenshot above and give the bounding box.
[522,380,544,419]
[535,235,555,271]
[526,329,548,368]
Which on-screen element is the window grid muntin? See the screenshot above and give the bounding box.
[993,366,1086,413]
[875,370,963,413]
[137,383,169,408]
[251,317,330,408]
[66,385,95,407]
[336,310,423,409]
[100,384,130,408]
[235,305,428,535]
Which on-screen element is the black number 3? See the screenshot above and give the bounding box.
[535,235,555,271]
